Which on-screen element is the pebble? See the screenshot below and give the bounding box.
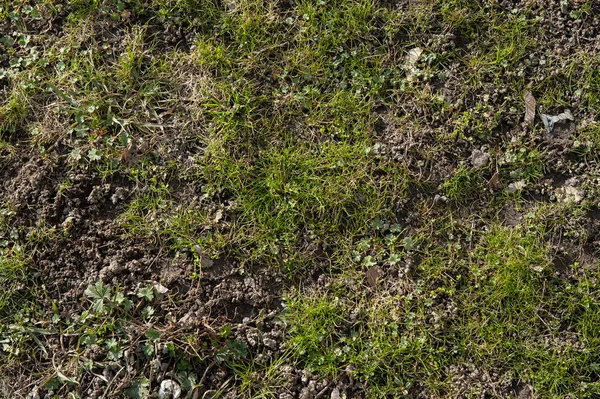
[330,387,342,399]
[299,380,317,399]
[556,185,584,204]
[158,379,181,399]
[470,149,490,169]
[263,336,278,350]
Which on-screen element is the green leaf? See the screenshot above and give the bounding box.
[179,371,197,392]
[141,306,154,319]
[114,292,133,310]
[105,338,118,351]
[88,148,102,162]
[126,378,150,399]
[389,224,403,233]
[114,292,126,304]
[402,236,416,251]
[69,148,82,161]
[389,253,401,265]
[362,256,377,268]
[137,286,154,302]
[145,328,161,341]
[81,334,97,346]
[372,218,385,230]
[108,347,124,361]
[0,35,14,47]
[17,34,30,47]
[44,378,61,391]
[84,281,110,300]
[91,299,105,314]
[142,342,154,358]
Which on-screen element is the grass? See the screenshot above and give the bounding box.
[201,140,407,269]
[285,225,600,397]
[0,248,29,319]
[2,0,600,397]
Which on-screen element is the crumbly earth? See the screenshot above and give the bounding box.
[2,0,600,398]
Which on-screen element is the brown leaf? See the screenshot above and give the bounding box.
[366,265,383,287]
[119,138,136,164]
[523,90,536,126]
[119,147,132,164]
[487,171,503,191]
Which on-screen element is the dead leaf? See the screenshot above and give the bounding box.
[119,147,132,164]
[159,105,176,118]
[406,47,423,64]
[119,138,136,164]
[366,265,383,287]
[214,209,223,223]
[405,47,423,82]
[523,90,536,126]
[487,171,503,191]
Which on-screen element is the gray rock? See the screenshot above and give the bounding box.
[556,184,584,204]
[263,337,278,350]
[158,379,181,399]
[299,381,317,399]
[470,149,490,169]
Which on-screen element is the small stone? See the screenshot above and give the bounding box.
[158,380,181,399]
[470,149,490,169]
[27,386,40,399]
[263,337,278,350]
[153,283,169,294]
[330,387,342,399]
[299,381,317,399]
[556,185,584,204]
[110,187,129,204]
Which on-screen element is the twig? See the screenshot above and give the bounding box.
[198,359,216,388]
[314,379,335,399]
